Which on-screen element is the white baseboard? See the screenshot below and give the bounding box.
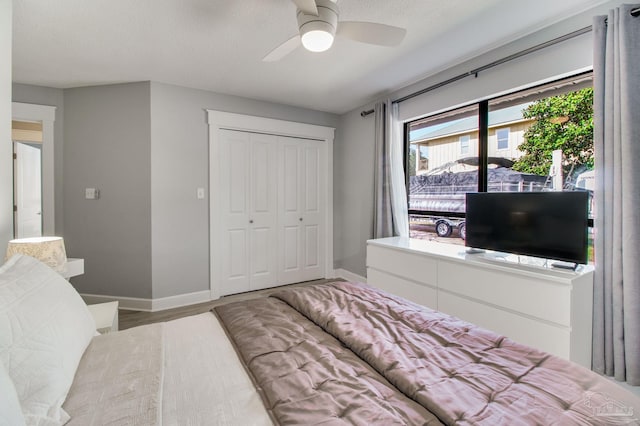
[81,290,212,312]
[82,273,367,312]
[333,268,367,283]
[151,290,212,312]
[81,293,152,311]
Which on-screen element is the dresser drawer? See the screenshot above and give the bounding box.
[439,292,572,362]
[437,260,571,327]
[367,245,437,286]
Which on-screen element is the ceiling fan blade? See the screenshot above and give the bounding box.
[291,0,318,15]
[263,35,302,62]
[338,21,406,46]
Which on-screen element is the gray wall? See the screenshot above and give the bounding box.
[149,82,339,298]
[64,82,152,298]
[12,84,65,235]
[333,105,375,277]
[332,3,618,278]
[0,0,12,250]
[56,80,338,300]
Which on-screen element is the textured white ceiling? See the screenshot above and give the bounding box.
[12,0,607,114]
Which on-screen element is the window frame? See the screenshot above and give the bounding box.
[404,71,594,227]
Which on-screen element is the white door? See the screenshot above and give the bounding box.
[218,130,278,296]
[248,133,278,290]
[278,137,325,284]
[14,142,42,238]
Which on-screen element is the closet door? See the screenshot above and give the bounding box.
[218,130,278,296]
[278,137,325,285]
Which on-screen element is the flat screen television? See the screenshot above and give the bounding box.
[465,191,589,264]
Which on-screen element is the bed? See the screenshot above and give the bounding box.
[2,255,639,425]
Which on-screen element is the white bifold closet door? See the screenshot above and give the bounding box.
[278,137,325,285]
[217,130,325,296]
[218,130,278,295]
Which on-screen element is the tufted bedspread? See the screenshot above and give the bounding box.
[215,281,640,425]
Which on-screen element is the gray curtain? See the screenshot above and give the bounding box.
[373,100,409,239]
[373,101,394,238]
[592,4,640,385]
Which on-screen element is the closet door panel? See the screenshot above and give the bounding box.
[278,139,305,284]
[219,130,251,295]
[300,142,325,281]
[277,139,325,284]
[249,133,278,291]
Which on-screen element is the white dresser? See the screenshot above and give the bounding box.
[366,237,594,368]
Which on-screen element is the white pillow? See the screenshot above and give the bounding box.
[0,254,96,426]
[0,360,25,426]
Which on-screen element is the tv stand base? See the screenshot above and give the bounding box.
[551,261,578,271]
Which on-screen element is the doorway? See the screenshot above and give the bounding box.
[11,102,56,237]
[13,137,42,238]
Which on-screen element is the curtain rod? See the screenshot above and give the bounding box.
[632,7,640,17]
[392,25,593,105]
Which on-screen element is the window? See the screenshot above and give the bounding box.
[496,128,509,150]
[460,135,470,154]
[407,104,478,241]
[405,72,594,262]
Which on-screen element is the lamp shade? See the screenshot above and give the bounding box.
[5,237,68,272]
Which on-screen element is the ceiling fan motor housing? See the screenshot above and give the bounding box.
[297,0,339,51]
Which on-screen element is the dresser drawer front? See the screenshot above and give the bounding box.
[367,245,437,286]
[367,268,437,310]
[437,260,571,326]
[439,292,572,362]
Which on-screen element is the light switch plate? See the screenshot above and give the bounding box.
[197,187,205,199]
[85,188,99,199]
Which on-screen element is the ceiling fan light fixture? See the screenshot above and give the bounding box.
[297,0,338,53]
[300,24,334,52]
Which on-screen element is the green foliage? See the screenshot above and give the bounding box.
[512,88,594,176]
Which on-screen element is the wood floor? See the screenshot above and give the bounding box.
[118,278,339,330]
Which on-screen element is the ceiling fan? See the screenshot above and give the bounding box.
[263,0,407,61]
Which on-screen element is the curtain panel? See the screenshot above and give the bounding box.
[592,4,640,385]
[373,101,409,239]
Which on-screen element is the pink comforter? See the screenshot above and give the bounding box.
[217,281,640,425]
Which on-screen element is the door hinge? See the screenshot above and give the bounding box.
[13,153,16,160]
[13,205,17,212]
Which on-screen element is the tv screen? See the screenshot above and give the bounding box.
[465,191,589,264]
